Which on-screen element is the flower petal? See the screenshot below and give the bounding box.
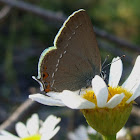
[122,55,140,91]
[40,115,61,140]
[106,93,125,108]
[126,79,140,103]
[40,115,61,134]
[92,75,108,107]
[109,57,123,87]
[87,126,97,135]
[41,126,60,140]
[47,90,79,99]
[59,90,95,109]
[26,114,39,135]
[0,136,20,140]
[15,122,29,138]
[29,93,65,106]
[117,127,127,139]
[47,92,64,100]
[68,132,77,140]
[68,125,88,140]
[0,130,20,140]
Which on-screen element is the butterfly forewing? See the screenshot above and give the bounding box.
[38,9,101,92]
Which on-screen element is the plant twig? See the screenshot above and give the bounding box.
[0,0,139,52]
[0,5,11,20]
[94,27,140,52]
[0,0,66,26]
[0,99,39,131]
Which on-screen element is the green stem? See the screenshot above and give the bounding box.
[102,134,116,140]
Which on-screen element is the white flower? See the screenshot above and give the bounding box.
[116,127,127,139]
[68,125,97,140]
[29,55,140,109]
[87,126,97,135]
[0,114,61,140]
[68,125,89,140]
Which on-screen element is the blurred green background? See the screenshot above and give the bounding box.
[0,0,140,139]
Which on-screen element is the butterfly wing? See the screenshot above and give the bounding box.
[36,9,101,92]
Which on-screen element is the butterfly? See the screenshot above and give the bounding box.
[33,9,101,93]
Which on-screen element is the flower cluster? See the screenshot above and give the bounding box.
[30,56,140,110]
[68,125,130,140]
[68,125,97,140]
[30,55,140,138]
[0,114,61,140]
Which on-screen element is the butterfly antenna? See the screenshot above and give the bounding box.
[101,55,109,69]
[93,94,94,99]
[129,78,139,93]
[107,85,112,96]
[101,55,125,96]
[79,89,81,95]
[102,55,125,71]
[100,55,109,79]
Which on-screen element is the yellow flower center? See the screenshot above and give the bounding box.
[108,86,133,106]
[21,135,41,140]
[82,86,133,107]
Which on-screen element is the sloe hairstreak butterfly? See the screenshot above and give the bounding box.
[33,9,101,92]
